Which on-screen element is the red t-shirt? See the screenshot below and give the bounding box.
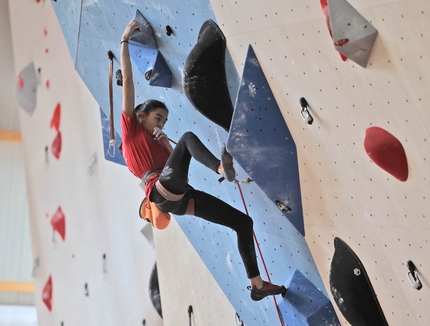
[121,111,169,196]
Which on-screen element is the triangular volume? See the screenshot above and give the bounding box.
[340,31,378,68]
[278,269,341,325]
[149,52,172,87]
[227,45,305,236]
[328,0,378,67]
[129,10,158,49]
[17,62,38,116]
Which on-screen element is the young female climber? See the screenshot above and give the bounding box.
[120,20,286,301]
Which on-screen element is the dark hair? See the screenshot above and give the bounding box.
[134,99,168,118]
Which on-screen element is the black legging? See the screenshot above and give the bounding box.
[149,132,260,279]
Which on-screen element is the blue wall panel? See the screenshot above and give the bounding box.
[50,0,82,64]
[227,45,305,236]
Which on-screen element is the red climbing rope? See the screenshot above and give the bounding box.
[235,180,285,326]
[168,137,177,145]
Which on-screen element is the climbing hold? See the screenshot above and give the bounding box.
[115,69,123,86]
[330,237,389,326]
[183,20,233,131]
[278,269,341,325]
[364,126,408,181]
[145,69,152,80]
[276,200,292,212]
[320,0,347,61]
[17,62,38,116]
[129,10,157,49]
[128,10,172,88]
[50,103,61,132]
[149,263,162,318]
[50,206,66,241]
[328,0,378,67]
[51,131,62,160]
[42,275,53,311]
[164,25,173,36]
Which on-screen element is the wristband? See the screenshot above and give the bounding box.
[121,40,129,44]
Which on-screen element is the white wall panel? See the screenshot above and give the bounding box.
[210,0,430,325]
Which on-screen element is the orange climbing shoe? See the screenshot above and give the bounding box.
[220,145,236,182]
[247,281,287,301]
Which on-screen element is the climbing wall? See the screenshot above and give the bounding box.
[7,0,430,325]
[46,0,328,325]
[210,0,430,325]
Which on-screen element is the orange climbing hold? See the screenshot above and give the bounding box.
[364,126,408,182]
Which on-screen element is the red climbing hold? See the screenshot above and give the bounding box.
[334,38,349,46]
[42,275,53,311]
[18,73,25,89]
[51,206,66,240]
[320,0,347,61]
[364,126,408,181]
[51,131,62,160]
[50,103,61,131]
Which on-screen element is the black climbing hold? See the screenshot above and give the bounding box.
[116,69,123,86]
[145,70,152,81]
[183,20,233,131]
[276,200,291,212]
[330,237,389,326]
[149,263,162,318]
[164,25,173,36]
